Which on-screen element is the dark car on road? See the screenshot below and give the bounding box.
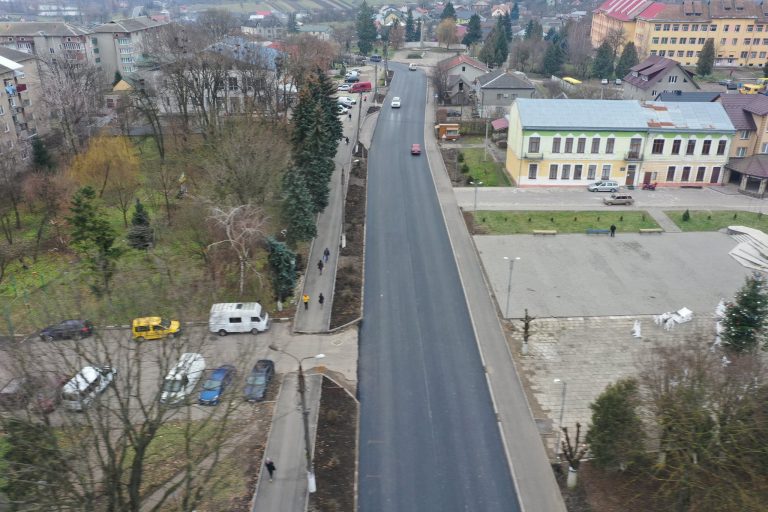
[198,365,236,405]
[244,360,275,402]
[39,319,94,341]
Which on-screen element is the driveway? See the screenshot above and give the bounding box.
[477,232,751,318]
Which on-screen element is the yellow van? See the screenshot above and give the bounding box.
[739,83,764,94]
[132,317,181,341]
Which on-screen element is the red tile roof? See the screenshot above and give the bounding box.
[438,54,488,73]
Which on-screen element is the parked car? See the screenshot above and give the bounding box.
[337,83,352,91]
[199,365,236,406]
[161,353,205,405]
[603,193,634,205]
[446,110,461,117]
[600,78,609,85]
[719,79,734,86]
[39,319,94,341]
[588,180,619,192]
[131,316,181,341]
[336,104,350,115]
[614,78,622,85]
[344,75,360,83]
[391,96,401,108]
[337,96,356,107]
[369,54,382,62]
[411,143,421,155]
[244,360,275,402]
[61,366,117,411]
[409,63,416,71]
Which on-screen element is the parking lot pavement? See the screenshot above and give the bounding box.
[456,185,768,211]
[476,232,751,318]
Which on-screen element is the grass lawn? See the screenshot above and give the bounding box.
[459,136,485,144]
[665,209,768,232]
[473,210,659,235]
[461,148,510,187]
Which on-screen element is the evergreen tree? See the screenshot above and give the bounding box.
[356,1,377,55]
[542,42,565,76]
[585,379,647,471]
[127,198,153,250]
[287,13,298,33]
[721,272,768,352]
[697,38,715,76]
[405,9,416,42]
[441,1,456,20]
[479,28,501,67]
[266,236,297,301]
[502,12,513,41]
[113,71,123,86]
[592,41,615,79]
[415,19,422,42]
[494,16,509,65]
[31,137,54,171]
[510,2,519,21]
[524,19,543,40]
[67,186,123,295]
[614,42,639,79]
[281,168,317,245]
[463,14,483,46]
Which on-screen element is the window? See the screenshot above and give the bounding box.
[661,37,669,44]
[670,37,677,44]
[721,38,727,45]
[717,140,727,155]
[666,166,676,181]
[745,38,752,45]
[680,37,687,44]
[591,137,600,153]
[49,47,54,54]
[528,137,540,153]
[576,137,586,153]
[573,164,583,180]
[655,24,662,31]
[663,24,671,31]
[687,51,695,57]
[681,166,691,181]
[668,75,678,83]
[686,139,696,155]
[3,122,7,133]
[552,137,561,153]
[587,164,597,180]
[652,37,660,44]
[673,24,680,31]
[228,317,242,323]
[564,137,573,153]
[737,146,747,157]
[724,24,730,32]
[652,139,665,154]
[601,165,611,180]
[711,166,722,183]
[671,139,682,154]
[699,38,705,44]
[702,140,711,154]
[549,164,558,179]
[696,166,706,181]
[606,137,615,153]
[117,38,130,45]
[749,25,755,32]
[528,163,538,179]
[764,38,768,45]
[740,130,750,139]
[228,76,238,91]
[735,25,741,32]
[693,24,699,31]
[93,47,99,54]
[762,142,768,153]
[761,52,767,58]
[710,25,717,31]
[561,164,571,179]
[683,24,690,31]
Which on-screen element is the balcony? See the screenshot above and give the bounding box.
[625,151,643,161]
[524,152,543,160]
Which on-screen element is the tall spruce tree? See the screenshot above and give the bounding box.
[542,42,565,76]
[405,9,416,42]
[32,137,54,171]
[524,19,543,40]
[494,15,509,65]
[463,14,483,46]
[721,272,768,352]
[697,38,715,76]
[510,2,519,20]
[281,168,317,245]
[266,236,297,301]
[592,41,615,78]
[502,12,513,41]
[127,198,153,250]
[356,1,377,55]
[614,42,639,79]
[441,1,456,20]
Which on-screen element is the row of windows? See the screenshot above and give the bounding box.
[653,23,765,33]
[527,163,723,183]
[528,136,727,157]
[650,36,768,46]
[529,136,618,154]
[650,138,727,156]
[733,143,768,156]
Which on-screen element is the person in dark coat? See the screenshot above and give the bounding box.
[319,292,325,308]
[265,458,276,482]
[323,247,330,263]
[317,259,324,275]
[610,224,617,237]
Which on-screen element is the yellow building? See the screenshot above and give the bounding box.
[591,0,651,49]
[594,0,768,68]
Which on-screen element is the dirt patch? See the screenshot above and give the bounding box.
[573,462,663,512]
[330,154,366,329]
[308,376,358,512]
[440,148,471,186]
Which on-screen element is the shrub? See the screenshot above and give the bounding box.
[460,163,469,174]
[457,152,465,162]
[407,53,422,59]
[682,209,690,222]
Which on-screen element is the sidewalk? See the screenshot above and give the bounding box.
[294,97,378,333]
[250,373,322,512]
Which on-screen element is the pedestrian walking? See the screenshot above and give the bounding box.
[323,247,330,263]
[302,294,310,310]
[348,112,352,120]
[319,292,325,308]
[610,224,617,237]
[345,136,350,144]
[265,458,276,482]
[317,259,324,275]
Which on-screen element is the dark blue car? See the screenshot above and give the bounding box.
[244,360,275,402]
[198,365,236,406]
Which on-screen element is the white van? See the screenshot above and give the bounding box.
[209,302,270,336]
[160,353,205,405]
[61,366,117,411]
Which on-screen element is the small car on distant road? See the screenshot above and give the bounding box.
[337,83,352,91]
[411,143,421,155]
[391,96,401,108]
[337,96,356,107]
[588,180,619,192]
[199,365,236,406]
[409,63,416,71]
[39,319,94,341]
[244,360,275,402]
[603,193,634,206]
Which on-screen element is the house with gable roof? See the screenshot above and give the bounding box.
[476,69,535,117]
[621,55,699,101]
[437,54,488,105]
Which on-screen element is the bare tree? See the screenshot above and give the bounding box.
[207,204,268,296]
[436,18,459,49]
[604,28,625,63]
[0,155,23,230]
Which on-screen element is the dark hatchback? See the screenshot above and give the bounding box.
[39,319,94,341]
[244,360,275,402]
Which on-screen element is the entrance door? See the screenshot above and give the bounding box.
[643,172,653,184]
[710,167,721,184]
[626,165,636,186]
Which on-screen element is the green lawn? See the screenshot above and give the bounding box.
[461,148,510,187]
[473,211,659,235]
[459,136,485,144]
[665,210,768,232]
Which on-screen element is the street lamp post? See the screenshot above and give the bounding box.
[473,180,483,212]
[268,344,326,493]
[554,378,567,462]
[502,256,520,318]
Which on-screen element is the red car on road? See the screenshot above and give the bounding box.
[411,144,421,155]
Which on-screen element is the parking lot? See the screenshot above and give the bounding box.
[477,232,752,318]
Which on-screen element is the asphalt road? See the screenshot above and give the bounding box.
[358,65,520,510]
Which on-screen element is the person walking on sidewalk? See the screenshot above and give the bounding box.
[317,259,324,275]
[302,294,310,310]
[319,292,325,308]
[323,247,330,263]
[610,224,617,237]
[265,458,276,482]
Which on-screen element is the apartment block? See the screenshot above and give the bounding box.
[719,94,768,194]
[0,47,47,162]
[506,99,734,187]
[91,17,167,82]
[0,21,93,63]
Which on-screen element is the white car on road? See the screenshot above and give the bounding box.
[337,96,356,107]
[337,83,352,91]
[391,96,401,108]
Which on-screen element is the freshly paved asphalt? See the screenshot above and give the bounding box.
[358,65,520,510]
